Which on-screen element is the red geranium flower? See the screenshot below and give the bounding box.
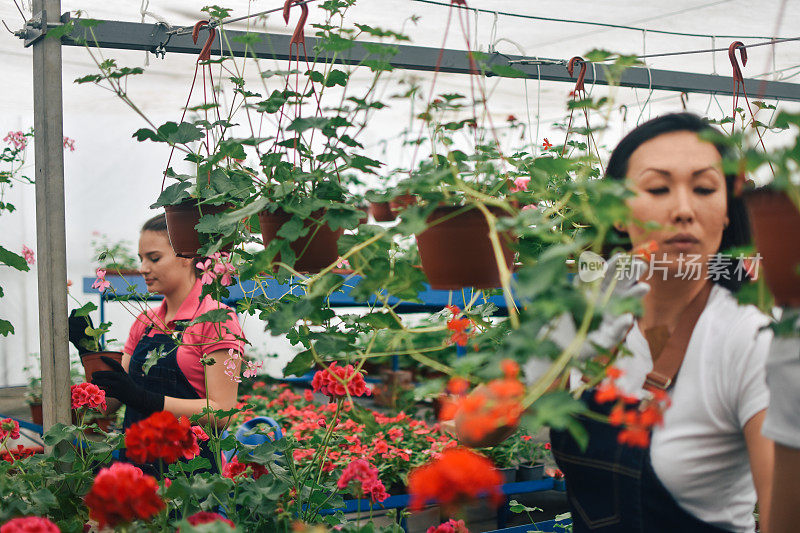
[85,462,164,528]
[542,138,553,150]
[312,362,371,399]
[337,459,389,503]
[447,316,473,346]
[427,519,469,533]
[222,456,269,481]
[0,516,60,533]
[184,512,234,529]
[71,382,107,411]
[0,418,20,442]
[408,448,502,511]
[124,411,196,464]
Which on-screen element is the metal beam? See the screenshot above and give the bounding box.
[32,0,72,430]
[56,17,800,102]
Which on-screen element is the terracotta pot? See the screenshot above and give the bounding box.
[356,205,369,225]
[389,193,417,214]
[369,201,395,222]
[258,209,343,273]
[744,188,800,306]
[415,206,516,290]
[164,201,230,258]
[80,351,124,383]
[103,268,141,277]
[29,402,43,426]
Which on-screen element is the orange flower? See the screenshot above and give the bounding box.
[500,359,519,379]
[453,377,524,443]
[594,382,620,404]
[542,138,553,150]
[618,427,650,448]
[633,240,659,262]
[408,448,503,511]
[605,366,623,380]
[447,377,469,395]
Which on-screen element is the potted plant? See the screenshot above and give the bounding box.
[737,111,800,306]
[89,231,140,276]
[24,365,43,426]
[517,438,550,481]
[69,302,123,382]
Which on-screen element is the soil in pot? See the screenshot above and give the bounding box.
[744,189,800,306]
[416,205,515,290]
[164,201,231,258]
[80,351,124,383]
[258,209,343,273]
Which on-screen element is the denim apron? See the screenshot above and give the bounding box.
[550,282,729,532]
[122,324,219,476]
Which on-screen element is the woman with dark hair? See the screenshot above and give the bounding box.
[548,113,774,532]
[454,113,774,532]
[80,213,244,475]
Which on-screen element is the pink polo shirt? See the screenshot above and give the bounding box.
[123,279,245,398]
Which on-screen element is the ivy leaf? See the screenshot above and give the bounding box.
[283,349,314,377]
[287,117,331,134]
[276,217,309,241]
[0,319,13,336]
[0,245,29,271]
[149,182,192,209]
[73,302,97,317]
[191,308,236,325]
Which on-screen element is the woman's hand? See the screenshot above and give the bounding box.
[92,356,165,416]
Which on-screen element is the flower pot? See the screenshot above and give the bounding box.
[258,209,343,273]
[743,188,800,306]
[499,466,518,484]
[369,201,396,222]
[164,200,230,258]
[102,268,141,277]
[80,351,124,383]
[390,194,417,215]
[517,463,545,482]
[29,402,43,426]
[415,205,515,290]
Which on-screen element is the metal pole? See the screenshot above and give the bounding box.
[49,18,800,102]
[32,0,71,429]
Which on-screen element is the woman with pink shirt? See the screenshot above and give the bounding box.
[90,213,245,474]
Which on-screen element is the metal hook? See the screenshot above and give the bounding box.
[728,41,747,84]
[680,92,689,110]
[619,104,628,123]
[567,56,587,94]
[192,20,216,61]
[283,0,309,46]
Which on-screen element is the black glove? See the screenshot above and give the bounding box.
[91,356,165,417]
[68,309,95,355]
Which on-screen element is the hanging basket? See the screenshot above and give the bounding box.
[80,351,124,383]
[164,200,230,258]
[415,205,515,290]
[743,188,800,306]
[258,209,343,273]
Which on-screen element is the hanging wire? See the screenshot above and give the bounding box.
[630,35,800,61]
[166,0,319,36]
[409,0,781,41]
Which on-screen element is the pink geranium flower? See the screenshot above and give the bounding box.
[511,177,530,193]
[196,259,216,285]
[91,268,111,292]
[3,131,27,151]
[20,246,35,266]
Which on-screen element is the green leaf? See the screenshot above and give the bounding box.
[0,319,13,336]
[283,350,314,377]
[0,245,29,271]
[276,217,308,241]
[287,117,331,134]
[149,181,192,209]
[73,302,97,317]
[191,308,236,325]
[490,64,528,78]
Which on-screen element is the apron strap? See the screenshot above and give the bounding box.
[644,282,713,392]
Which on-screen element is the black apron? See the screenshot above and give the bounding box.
[122,323,219,477]
[551,282,731,532]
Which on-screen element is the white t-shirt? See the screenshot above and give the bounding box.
[762,319,800,448]
[614,284,771,532]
